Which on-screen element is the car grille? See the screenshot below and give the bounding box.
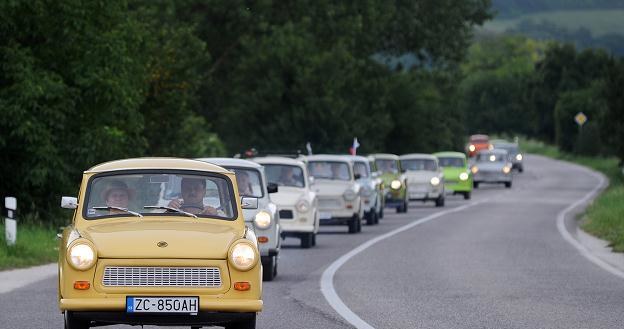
[102,266,222,288]
[279,209,294,219]
[445,179,458,184]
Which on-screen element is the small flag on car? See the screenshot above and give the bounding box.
[349,137,360,155]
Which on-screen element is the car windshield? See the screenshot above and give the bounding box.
[84,171,236,220]
[353,161,369,178]
[264,164,305,187]
[477,153,506,162]
[375,159,398,174]
[401,159,437,171]
[307,161,351,181]
[495,145,518,155]
[227,168,263,198]
[437,157,465,168]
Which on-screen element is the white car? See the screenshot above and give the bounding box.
[399,154,445,207]
[350,155,383,225]
[253,156,319,248]
[198,158,281,281]
[303,155,363,234]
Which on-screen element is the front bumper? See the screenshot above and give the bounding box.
[444,179,472,193]
[67,309,256,327]
[317,196,359,223]
[407,183,442,201]
[474,171,512,183]
[60,298,262,312]
[277,207,316,233]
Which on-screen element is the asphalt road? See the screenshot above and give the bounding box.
[2,154,623,329]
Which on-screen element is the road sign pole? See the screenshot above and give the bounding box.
[5,197,17,246]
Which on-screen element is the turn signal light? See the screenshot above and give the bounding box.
[257,236,269,243]
[234,281,251,291]
[73,281,90,290]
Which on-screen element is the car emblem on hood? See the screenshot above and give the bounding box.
[157,241,168,248]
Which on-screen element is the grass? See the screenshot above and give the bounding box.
[521,138,624,251]
[0,222,58,270]
[482,9,624,37]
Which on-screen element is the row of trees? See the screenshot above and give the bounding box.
[0,0,491,223]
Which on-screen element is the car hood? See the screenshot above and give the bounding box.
[404,171,437,183]
[81,220,242,259]
[270,187,306,206]
[312,179,355,196]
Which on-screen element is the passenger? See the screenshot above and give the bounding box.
[279,167,302,187]
[101,180,132,214]
[330,163,349,180]
[236,171,253,196]
[167,178,218,215]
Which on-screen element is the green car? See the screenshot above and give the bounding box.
[368,153,408,213]
[433,151,473,200]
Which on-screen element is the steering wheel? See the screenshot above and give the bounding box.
[179,204,204,212]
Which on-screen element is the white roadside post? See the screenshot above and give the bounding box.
[5,197,17,246]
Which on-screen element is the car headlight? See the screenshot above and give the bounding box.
[516,154,523,161]
[68,243,96,271]
[468,145,476,152]
[430,177,441,186]
[229,241,258,271]
[254,210,271,229]
[343,189,357,201]
[503,166,511,174]
[459,172,469,181]
[488,144,494,150]
[471,166,479,174]
[296,200,310,213]
[390,180,402,190]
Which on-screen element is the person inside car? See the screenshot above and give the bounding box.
[167,177,218,215]
[101,180,133,214]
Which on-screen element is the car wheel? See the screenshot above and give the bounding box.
[403,200,409,213]
[356,215,363,232]
[435,196,445,207]
[262,256,276,281]
[464,191,471,200]
[373,210,380,224]
[225,314,256,329]
[505,181,512,188]
[366,211,376,226]
[300,233,313,248]
[311,233,317,247]
[473,182,480,189]
[348,215,359,234]
[519,167,524,173]
[64,311,89,329]
[378,206,384,219]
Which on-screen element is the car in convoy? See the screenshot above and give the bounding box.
[466,134,492,158]
[491,140,524,172]
[252,156,319,248]
[304,154,363,233]
[471,150,513,188]
[433,151,473,200]
[198,158,280,281]
[59,158,261,329]
[368,153,408,213]
[351,155,383,225]
[399,154,445,207]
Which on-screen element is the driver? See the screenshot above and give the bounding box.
[167,178,218,215]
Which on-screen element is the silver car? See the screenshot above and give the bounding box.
[198,158,281,281]
[471,150,513,188]
[492,141,524,172]
[351,155,383,225]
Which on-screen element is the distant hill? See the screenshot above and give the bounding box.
[492,0,624,18]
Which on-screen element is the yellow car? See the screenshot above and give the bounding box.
[58,158,262,329]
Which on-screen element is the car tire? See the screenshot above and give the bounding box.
[519,167,524,173]
[262,255,276,281]
[435,196,445,207]
[473,182,480,189]
[64,311,89,329]
[225,314,256,329]
[403,200,409,213]
[373,210,380,224]
[348,215,359,234]
[505,181,512,188]
[300,233,313,248]
[464,191,471,200]
[378,206,384,219]
[366,211,376,226]
[356,215,362,232]
[311,233,317,247]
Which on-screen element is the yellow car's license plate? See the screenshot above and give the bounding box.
[126,296,199,314]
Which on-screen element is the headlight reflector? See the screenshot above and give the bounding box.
[459,172,469,181]
[390,180,402,190]
[430,177,441,186]
[296,200,310,213]
[68,243,96,271]
[516,154,523,161]
[254,210,271,229]
[229,242,257,271]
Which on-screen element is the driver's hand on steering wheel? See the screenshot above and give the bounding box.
[201,206,218,215]
[167,199,182,209]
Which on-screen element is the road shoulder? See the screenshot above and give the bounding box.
[0,263,56,294]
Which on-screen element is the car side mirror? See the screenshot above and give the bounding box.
[308,176,315,186]
[267,183,278,194]
[354,173,361,180]
[371,171,379,178]
[241,197,258,209]
[61,196,78,209]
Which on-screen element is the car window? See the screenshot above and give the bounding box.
[228,168,263,198]
[264,164,305,187]
[84,172,235,220]
[353,162,369,178]
[307,161,351,181]
[401,159,437,171]
[437,157,464,168]
[375,159,398,174]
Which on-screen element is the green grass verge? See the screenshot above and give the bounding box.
[0,222,58,270]
[521,138,624,251]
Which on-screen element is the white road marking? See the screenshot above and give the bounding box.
[320,201,488,329]
[555,168,624,279]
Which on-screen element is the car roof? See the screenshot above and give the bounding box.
[304,154,354,163]
[252,156,305,167]
[477,149,508,155]
[197,157,262,169]
[469,134,489,141]
[368,153,399,160]
[492,142,518,148]
[86,158,230,174]
[348,155,370,163]
[399,153,437,160]
[433,151,466,158]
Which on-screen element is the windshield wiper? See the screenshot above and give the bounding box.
[92,206,143,218]
[143,206,198,218]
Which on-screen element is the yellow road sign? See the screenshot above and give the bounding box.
[574,112,587,126]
